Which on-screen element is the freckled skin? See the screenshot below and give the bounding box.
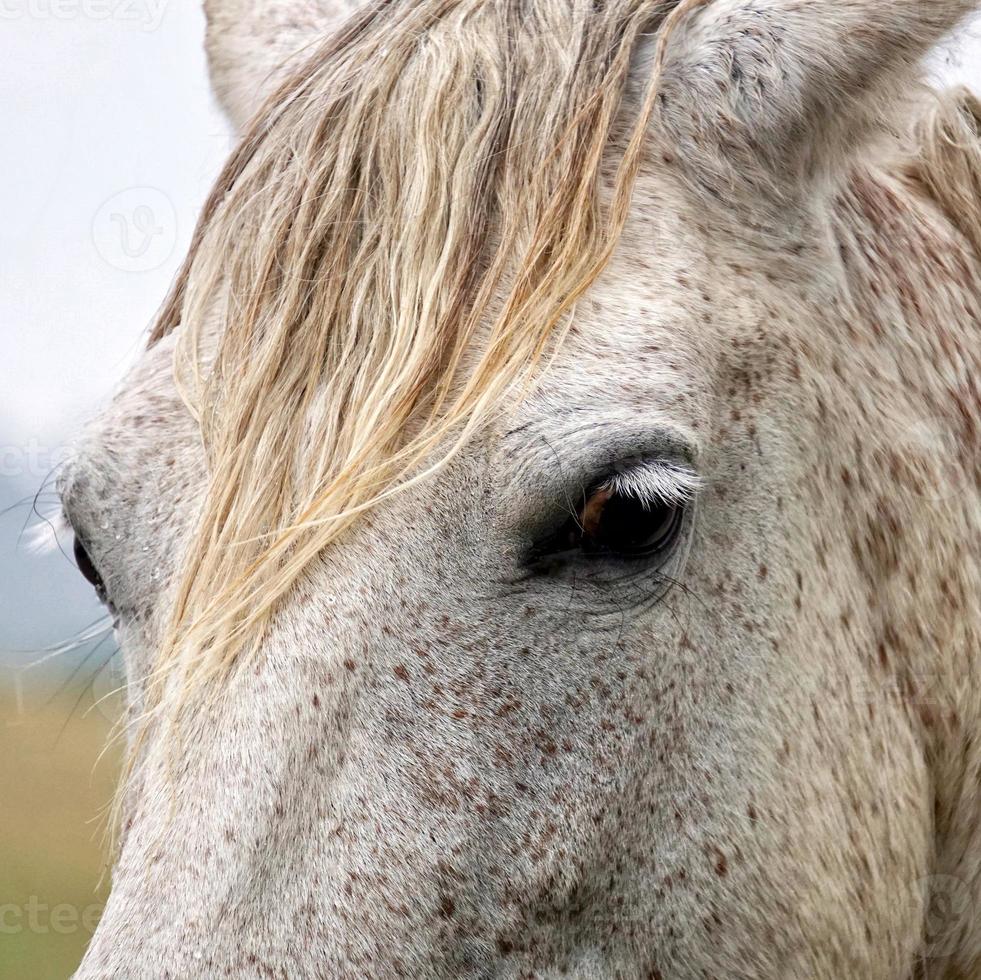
[64,2,981,978]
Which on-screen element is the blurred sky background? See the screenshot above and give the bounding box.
[0,6,979,977]
[0,8,233,975]
[1,4,233,686]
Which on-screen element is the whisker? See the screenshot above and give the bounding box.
[46,631,116,709]
[18,462,72,562]
[52,635,120,749]
[15,615,115,670]
[0,492,59,522]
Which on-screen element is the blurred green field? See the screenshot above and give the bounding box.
[0,681,121,980]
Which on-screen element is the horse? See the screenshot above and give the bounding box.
[62,1,981,976]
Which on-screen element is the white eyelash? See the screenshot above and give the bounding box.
[600,462,702,508]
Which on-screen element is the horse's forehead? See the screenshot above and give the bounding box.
[509,315,712,472]
[516,217,725,448]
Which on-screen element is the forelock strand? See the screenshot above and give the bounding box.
[144,0,685,723]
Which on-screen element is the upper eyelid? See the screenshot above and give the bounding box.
[503,419,701,502]
[599,461,703,507]
[56,462,81,531]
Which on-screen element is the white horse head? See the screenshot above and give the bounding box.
[65,1,981,976]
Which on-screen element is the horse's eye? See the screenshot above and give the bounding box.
[530,485,686,568]
[579,487,684,558]
[73,536,108,602]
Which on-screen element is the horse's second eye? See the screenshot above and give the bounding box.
[579,488,683,559]
[73,537,108,602]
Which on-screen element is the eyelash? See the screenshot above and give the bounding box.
[600,461,703,508]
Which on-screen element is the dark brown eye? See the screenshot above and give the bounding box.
[73,536,107,602]
[530,485,686,569]
[579,487,684,558]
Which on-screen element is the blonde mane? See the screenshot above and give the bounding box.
[143,0,700,720]
[907,85,981,256]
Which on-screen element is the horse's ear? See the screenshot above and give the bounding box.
[203,0,362,131]
[654,0,981,191]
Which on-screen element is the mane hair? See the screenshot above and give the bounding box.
[906,86,981,256]
[143,0,698,721]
